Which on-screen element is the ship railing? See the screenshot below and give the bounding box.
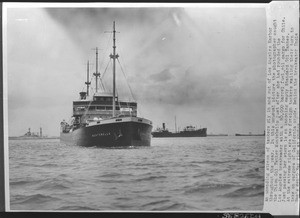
[73,110,137,116]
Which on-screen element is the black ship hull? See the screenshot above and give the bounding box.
[60,117,152,147]
[152,128,207,138]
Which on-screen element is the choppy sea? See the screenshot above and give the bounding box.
[8,136,265,211]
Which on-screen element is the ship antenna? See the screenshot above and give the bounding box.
[110,21,119,117]
[93,47,101,93]
[85,60,91,96]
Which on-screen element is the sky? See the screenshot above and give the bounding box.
[5,4,267,136]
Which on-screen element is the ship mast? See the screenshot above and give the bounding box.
[93,47,100,93]
[85,60,91,96]
[175,116,177,133]
[110,21,119,117]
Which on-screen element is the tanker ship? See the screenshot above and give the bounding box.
[152,123,207,138]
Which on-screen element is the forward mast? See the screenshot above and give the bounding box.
[93,47,101,93]
[85,60,91,96]
[109,21,119,117]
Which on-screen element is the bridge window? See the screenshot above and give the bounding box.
[76,106,85,111]
[120,107,133,112]
[96,106,105,110]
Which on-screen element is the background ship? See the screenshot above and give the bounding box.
[235,131,265,136]
[152,123,207,137]
[9,127,58,140]
[207,134,228,136]
[60,22,152,147]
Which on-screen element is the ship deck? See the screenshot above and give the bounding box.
[87,116,152,127]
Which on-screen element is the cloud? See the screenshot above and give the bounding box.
[139,62,265,107]
[6,6,267,136]
[149,69,174,82]
[45,8,185,52]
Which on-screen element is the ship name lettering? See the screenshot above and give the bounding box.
[92,132,111,137]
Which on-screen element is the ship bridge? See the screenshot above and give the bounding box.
[72,91,137,123]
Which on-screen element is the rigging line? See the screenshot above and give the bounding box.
[101,59,112,79]
[94,31,105,67]
[115,87,120,116]
[81,66,92,94]
[115,87,118,98]
[99,78,105,93]
[89,56,95,72]
[90,86,95,95]
[117,58,135,102]
[92,32,111,93]
[82,77,95,117]
[116,46,135,101]
[98,58,106,92]
[126,101,132,117]
[81,77,89,94]
[99,32,113,70]
[87,51,96,75]
[101,79,109,93]
[83,100,93,119]
[85,77,95,96]
[89,71,96,94]
[99,78,106,91]
[117,93,122,116]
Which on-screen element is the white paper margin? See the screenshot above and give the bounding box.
[2,1,299,215]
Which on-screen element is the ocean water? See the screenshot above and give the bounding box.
[8,136,265,211]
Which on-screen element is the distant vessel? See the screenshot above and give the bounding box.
[60,22,152,147]
[235,131,265,136]
[152,123,207,138]
[9,127,57,140]
[207,134,228,136]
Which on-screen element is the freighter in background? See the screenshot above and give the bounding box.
[152,123,207,138]
[60,22,152,147]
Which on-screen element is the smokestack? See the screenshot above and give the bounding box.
[40,127,42,137]
[79,92,87,100]
[162,123,165,130]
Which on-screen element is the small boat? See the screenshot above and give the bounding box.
[60,22,153,147]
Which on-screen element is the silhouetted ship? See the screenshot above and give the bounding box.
[9,127,57,140]
[207,134,228,136]
[235,131,265,136]
[152,123,207,138]
[60,22,152,147]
